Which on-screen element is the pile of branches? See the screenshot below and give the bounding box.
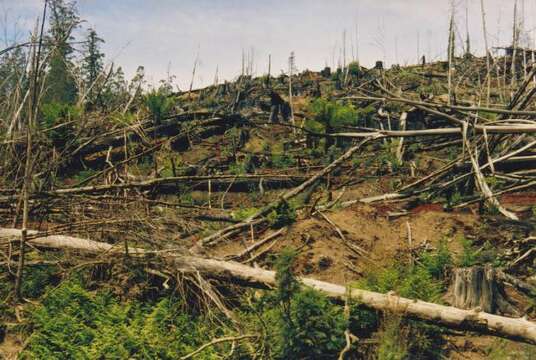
[330,65,536,221]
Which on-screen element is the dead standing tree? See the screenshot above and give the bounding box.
[14,0,48,301]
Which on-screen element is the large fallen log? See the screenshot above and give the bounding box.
[344,95,536,117]
[1,228,535,345]
[74,112,227,157]
[0,175,306,202]
[331,125,536,139]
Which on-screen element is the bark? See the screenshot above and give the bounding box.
[1,227,536,345]
[451,266,519,316]
[452,266,498,313]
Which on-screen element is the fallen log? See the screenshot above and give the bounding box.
[344,95,536,117]
[331,125,536,139]
[74,112,226,157]
[1,227,535,345]
[0,174,306,201]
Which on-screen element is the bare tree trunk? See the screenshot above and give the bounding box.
[189,48,200,95]
[14,1,47,300]
[480,0,492,105]
[288,52,295,135]
[448,6,455,105]
[511,0,519,89]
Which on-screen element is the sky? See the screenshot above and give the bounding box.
[2,0,536,89]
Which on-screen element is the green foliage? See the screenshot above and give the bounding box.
[377,141,402,174]
[377,318,408,360]
[330,68,343,82]
[417,81,444,96]
[303,118,324,134]
[347,305,378,339]
[282,288,346,359]
[354,245,451,358]
[248,248,347,359]
[21,279,220,359]
[447,190,463,207]
[419,239,452,279]
[356,262,443,303]
[274,248,300,310]
[347,61,361,76]
[144,88,174,124]
[45,0,80,104]
[271,153,296,168]
[484,203,501,216]
[457,237,501,267]
[306,99,375,153]
[232,207,260,221]
[100,67,129,111]
[483,339,536,360]
[485,176,504,190]
[0,264,59,301]
[229,161,247,175]
[396,70,422,87]
[457,237,479,267]
[81,28,105,108]
[110,111,136,125]
[268,201,296,228]
[40,102,81,147]
[479,241,501,266]
[308,98,358,130]
[479,111,498,121]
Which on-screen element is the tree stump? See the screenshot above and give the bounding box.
[453,266,497,313]
[451,266,517,315]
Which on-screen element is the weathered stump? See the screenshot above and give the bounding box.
[453,266,497,313]
[451,266,517,315]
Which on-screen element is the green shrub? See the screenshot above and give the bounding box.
[419,239,452,280]
[271,153,296,168]
[145,89,174,125]
[353,246,450,358]
[308,98,358,130]
[0,264,59,301]
[232,207,260,221]
[253,248,346,359]
[40,102,81,147]
[229,161,247,175]
[356,264,442,304]
[347,61,361,77]
[457,237,479,267]
[377,317,408,360]
[21,279,221,359]
[268,201,296,228]
[282,288,346,359]
[377,141,402,174]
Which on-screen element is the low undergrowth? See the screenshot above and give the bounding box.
[20,279,223,359]
[353,241,453,359]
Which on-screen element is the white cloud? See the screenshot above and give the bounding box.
[5,0,535,88]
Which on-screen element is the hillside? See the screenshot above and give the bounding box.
[1,3,536,357]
